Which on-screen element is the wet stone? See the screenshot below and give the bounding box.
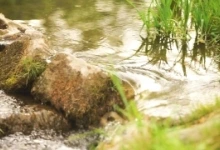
[0,91,100,150]
[0,44,5,51]
[0,17,7,29]
[65,130,100,150]
[0,129,101,150]
[0,130,73,150]
[0,90,72,137]
[0,90,20,118]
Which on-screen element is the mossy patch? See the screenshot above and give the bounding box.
[0,37,46,92]
[0,39,24,91]
[20,57,46,84]
[3,57,46,92]
[31,53,130,128]
[5,76,18,87]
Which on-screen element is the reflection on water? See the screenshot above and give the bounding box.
[0,0,147,54]
[139,31,219,76]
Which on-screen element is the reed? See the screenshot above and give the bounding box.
[127,0,220,74]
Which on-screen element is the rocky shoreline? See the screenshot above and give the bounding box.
[0,13,134,137]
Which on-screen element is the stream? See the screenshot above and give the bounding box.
[1,0,220,149]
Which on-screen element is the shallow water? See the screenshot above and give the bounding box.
[1,0,220,149]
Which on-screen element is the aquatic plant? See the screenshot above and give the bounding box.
[127,0,220,74]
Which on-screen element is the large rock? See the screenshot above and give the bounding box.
[0,13,53,93]
[31,53,134,127]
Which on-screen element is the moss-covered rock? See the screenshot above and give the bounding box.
[0,14,53,93]
[31,53,134,128]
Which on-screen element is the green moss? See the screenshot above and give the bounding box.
[1,56,46,92]
[20,57,46,84]
[4,75,18,88]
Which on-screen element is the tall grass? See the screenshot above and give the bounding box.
[192,0,217,42]
[98,74,220,150]
[111,74,142,121]
[141,0,220,41]
[127,0,220,74]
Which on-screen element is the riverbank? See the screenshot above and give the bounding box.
[97,99,220,150]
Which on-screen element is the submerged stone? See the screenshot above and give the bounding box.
[31,53,134,128]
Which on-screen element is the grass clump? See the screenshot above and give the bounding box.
[20,57,46,84]
[179,98,220,125]
[192,0,220,41]
[97,75,220,150]
[120,122,195,150]
[127,0,220,74]
[111,74,143,121]
[3,57,46,92]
